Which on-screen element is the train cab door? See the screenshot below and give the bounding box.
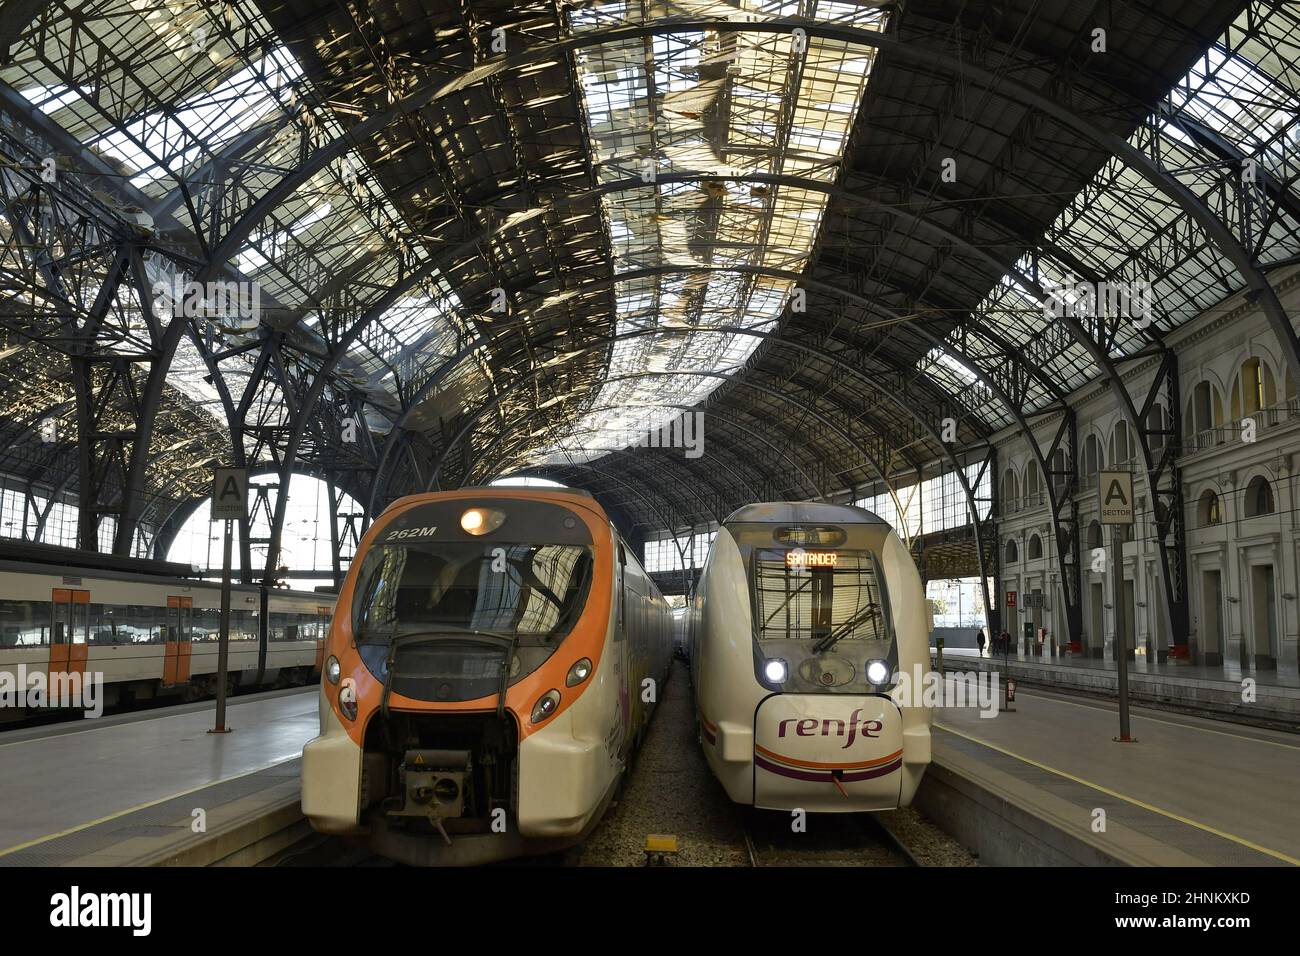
[163,596,193,686]
[614,542,632,753]
[49,588,90,693]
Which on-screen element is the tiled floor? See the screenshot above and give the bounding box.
[935,675,1300,864]
[0,690,317,852]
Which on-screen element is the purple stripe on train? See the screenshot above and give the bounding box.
[753,752,902,783]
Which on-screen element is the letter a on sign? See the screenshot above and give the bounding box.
[211,467,248,521]
[1097,470,1134,526]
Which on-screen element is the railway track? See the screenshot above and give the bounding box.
[740,808,918,867]
[267,833,395,867]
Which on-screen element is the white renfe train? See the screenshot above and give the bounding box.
[689,502,932,812]
[0,548,333,718]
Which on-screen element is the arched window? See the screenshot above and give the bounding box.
[1004,539,1019,564]
[1086,520,1103,550]
[166,473,362,590]
[1146,402,1167,453]
[1082,433,1102,479]
[1001,468,1019,508]
[1231,357,1276,419]
[1025,461,1041,504]
[1028,534,1043,559]
[1109,420,1133,466]
[1198,489,1221,527]
[1049,448,1069,494]
[1184,380,1224,445]
[1245,476,1275,517]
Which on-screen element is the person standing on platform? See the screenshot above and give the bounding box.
[976,629,986,658]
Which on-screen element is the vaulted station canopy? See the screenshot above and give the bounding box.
[0,0,1298,586]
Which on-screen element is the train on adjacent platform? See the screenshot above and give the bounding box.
[0,542,332,719]
[688,502,932,812]
[301,487,673,866]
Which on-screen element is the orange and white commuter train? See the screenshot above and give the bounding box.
[301,488,673,866]
[0,546,331,719]
[689,502,932,812]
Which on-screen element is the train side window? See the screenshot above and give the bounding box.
[0,599,45,647]
[191,607,214,642]
[237,609,259,640]
[126,604,162,643]
[90,603,119,644]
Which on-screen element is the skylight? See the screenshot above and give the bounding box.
[533,0,887,466]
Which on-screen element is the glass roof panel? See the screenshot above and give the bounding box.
[535,0,886,465]
[917,3,1300,425]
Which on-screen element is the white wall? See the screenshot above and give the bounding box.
[994,266,1300,671]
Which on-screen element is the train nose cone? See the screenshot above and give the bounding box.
[752,695,904,812]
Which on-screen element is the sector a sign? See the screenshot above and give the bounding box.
[1098,470,1135,526]
[211,467,248,521]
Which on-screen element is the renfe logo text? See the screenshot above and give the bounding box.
[777,708,883,749]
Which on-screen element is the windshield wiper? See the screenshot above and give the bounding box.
[506,556,565,611]
[813,602,881,655]
[495,624,521,720]
[378,628,518,720]
[391,626,521,721]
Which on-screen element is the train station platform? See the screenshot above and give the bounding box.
[933,647,1300,726]
[0,690,318,866]
[920,674,1300,866]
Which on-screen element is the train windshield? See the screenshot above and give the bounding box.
[749,546,897,692]
[352,542,594,646]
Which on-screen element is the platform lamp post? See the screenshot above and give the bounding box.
[1001,600,1015,713]
[209,467,248,735]
[1098,469,1137,743]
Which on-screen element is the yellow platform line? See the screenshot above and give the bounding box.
[934,722,1300,867]
[0,757,297,859]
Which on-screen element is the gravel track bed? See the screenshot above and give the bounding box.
[742,809,907,866]
[578,659,978,867]
[577,660,749,866]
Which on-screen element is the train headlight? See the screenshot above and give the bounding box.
[337,680,358,721]
[461,507,506,536]
[530,689,561,724]
[763,658,788,684]
[566,658,593,687]
[865,659,891,686]
[325,655,341,685]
